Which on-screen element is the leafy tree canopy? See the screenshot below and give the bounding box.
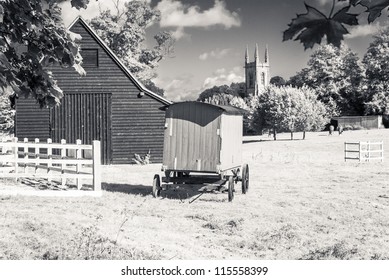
[363,27,389,114]
[0,0,169,106]
[270,76,286,87]
[253,85,328,140]
[89,0,175,83]
[288,43,365,116]
[197,82,245,101]
[0,0,91,107]
[284,0,389,49]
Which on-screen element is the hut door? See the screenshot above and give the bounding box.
[50,92,112,164]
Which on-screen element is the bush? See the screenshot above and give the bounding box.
[132,151,151,165]
[0,94,15,134]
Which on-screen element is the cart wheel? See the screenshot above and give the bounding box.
[152,174,161,198]
[228,176,234,202]
[242,164,249,194]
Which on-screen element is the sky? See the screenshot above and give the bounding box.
[60,0,389,101]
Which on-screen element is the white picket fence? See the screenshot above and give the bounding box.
[0,137,101,191]
[344,141,384,162]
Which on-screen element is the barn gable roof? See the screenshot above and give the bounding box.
[68,16,172,106]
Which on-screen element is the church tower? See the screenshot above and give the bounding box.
[244,44,270,97]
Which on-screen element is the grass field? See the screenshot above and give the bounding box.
[0,129,388,260]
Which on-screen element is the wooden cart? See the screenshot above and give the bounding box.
[152,102,249,202]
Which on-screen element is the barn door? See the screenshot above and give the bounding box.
[50,92,112,164]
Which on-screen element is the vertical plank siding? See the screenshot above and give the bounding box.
[163,103,222,172]
[15,19,167,164]
[50,92,112,165]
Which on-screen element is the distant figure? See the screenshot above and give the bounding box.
[329,125,334,135]
[338,125,343,135]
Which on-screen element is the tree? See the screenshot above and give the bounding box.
[288,44,365,116]
[270,76,286,87]
[0,89,14,134]
[197,82,245,101]
[89,0,175,82]
[201,92,259,135]
[142,80,164,97]
[294,87,328,139]
[0,0,89,107]
[287,68,310,88]
[363,27,389,114]
[253,85,327,140]
[284,0,389,49]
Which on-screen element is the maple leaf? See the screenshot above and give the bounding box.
[349,0,363,5]
[283,3,358,49]
[359,0,389,23]
[70,0,90,10]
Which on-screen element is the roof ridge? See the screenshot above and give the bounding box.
[68,16,172,105]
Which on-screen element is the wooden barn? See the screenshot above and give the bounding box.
[15,17,172,165]
[162,102,246,173]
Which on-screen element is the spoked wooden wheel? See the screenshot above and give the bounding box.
[152,174,161,198]
[228,176,235,202]
[241,164,249,194]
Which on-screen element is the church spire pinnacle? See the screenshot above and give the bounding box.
[265,44,269,64]
[254,43,259,61]
[245,45,249,63]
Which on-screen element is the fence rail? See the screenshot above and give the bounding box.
[0,137,101,191]
[344,141,384,162]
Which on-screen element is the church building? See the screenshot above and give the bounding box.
[244,44,270,97]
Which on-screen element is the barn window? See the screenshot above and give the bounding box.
[81,49,99,67]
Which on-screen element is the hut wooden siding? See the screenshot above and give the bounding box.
[162,102,244,173]
[331,116,383,130]
[14,17,171,165]
[219,114,242,171]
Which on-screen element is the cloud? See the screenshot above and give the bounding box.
[202,66,244,89]
[156,0,241,31]
[60,0,151,26]
[154,66,245,102]
[153,75,199,101]
[171,27,191,40]
[345,22,383,39]
[199,48,232,60]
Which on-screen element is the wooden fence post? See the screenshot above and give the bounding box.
[0,138,5,168]
[92,140,101,191]
[76,139,82,190]
[61,139,66,187]
[0,138,3,155]
[368,141,371,162]
[47,138,52,182]
[0,138,3,167]
[35,138,39,173]
[359,142,362,163]
[381,141,384,162]
[23,138,28,173]
[13,137,18,182]
[344,142,346,162]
